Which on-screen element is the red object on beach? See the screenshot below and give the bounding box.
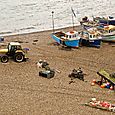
[92,79,96,83]
[110,86,114,90]
[100,85,105,88]
[100,102,111,108]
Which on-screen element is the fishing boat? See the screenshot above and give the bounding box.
[101,25,115,42]
[51,31,80,48]
[102,32,115,42]
[80,29,102,48]
[93,16,115,26]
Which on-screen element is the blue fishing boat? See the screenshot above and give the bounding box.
[80,30,102,48]
[51,31,80,48]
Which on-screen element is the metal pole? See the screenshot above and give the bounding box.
[52,11,55,33]
[72,13,74,30]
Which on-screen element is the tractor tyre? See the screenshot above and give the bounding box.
[1,55,9,63]
[14,53,24,62]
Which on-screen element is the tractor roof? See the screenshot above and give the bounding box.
[9,42,21,46]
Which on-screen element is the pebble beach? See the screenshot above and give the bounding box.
[0,0,115,114]
[0,26,115,114]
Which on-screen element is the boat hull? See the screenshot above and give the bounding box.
[81,38,101,48]
[51,34,61,44]
[102,35,115,42]
[51,34,80,47]
[64,39,80,48]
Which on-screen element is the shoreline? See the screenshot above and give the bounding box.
[0,24,81,37]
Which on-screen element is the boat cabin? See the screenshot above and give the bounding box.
[64,31,80,39]
[82,31,101,40]
[103,25,115,33]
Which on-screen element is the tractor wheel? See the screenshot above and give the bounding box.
[1,55,9,63]
[14,53,24,62]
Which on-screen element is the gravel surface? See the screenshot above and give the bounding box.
[0,26,115,115]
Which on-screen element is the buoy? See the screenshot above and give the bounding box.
[92,79,96,83]
[100,85,105,88]
[106,82,110,85]
[110,86,113,90]
[106,84,110,89]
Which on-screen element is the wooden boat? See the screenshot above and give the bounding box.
[51,31,80,48]
[102,34,115,42]
[101,25,115,42]
[80,30,102,48]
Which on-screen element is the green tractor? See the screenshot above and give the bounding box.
[0,42,29,63]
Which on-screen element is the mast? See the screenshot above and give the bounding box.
[71,7,76,30]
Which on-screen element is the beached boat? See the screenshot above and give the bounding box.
[102,32,115,42]
[93,16,115,26]
[101,25,115,42]
[80,30,102,48]
[51,31,80,48]
[80,16,97,30]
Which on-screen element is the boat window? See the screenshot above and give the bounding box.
[74,34,76,37]
[93,35,96,38]
[67,35,71,38]
[90,35,92,38]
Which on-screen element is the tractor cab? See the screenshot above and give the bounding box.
[7,42,22,56]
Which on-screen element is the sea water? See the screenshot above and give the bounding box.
[0,0,115,36]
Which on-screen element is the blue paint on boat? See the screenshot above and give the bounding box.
[51,31,80,47]
[64,39,80,47]
[81,39,101,48]
[80,31,102,48]
[51,34,61,44]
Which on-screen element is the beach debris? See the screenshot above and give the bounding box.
[37,59,49,69]
[54,69,61,73]
[33,39,38,42]
[32,42,36,45]
[69,80,75,84]
[39,69,55,79]
[0,37,4,42]
[97,69,115,90]
[68,67,85,81]
[84,98,115,112]
[37,59,61,79]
